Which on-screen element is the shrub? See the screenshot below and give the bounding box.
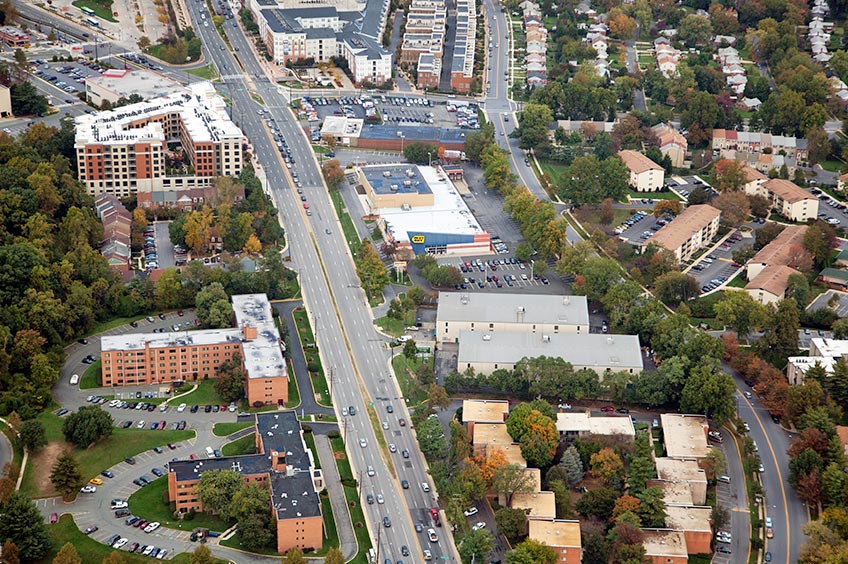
[328,430,340,439]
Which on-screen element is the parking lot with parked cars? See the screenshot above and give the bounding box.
[668,175,718,201]
[811,188,848,226]
[31,59,105,102]
[306,95,474,129]
[440,257,557,291]
[616,210,667,244]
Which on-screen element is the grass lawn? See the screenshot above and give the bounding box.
[820,159,845,173]
[37,515,227,564]
[128,476,232,532]
[329,437,372,564]
[172,380,223,406]
[303,431,321,469]
[330,190,361,256]
[79,359,101,389]
[212,421,253,437]
[81,315,146,339]
[627,189,682,201]
[186,64,218,80]
[292,308,332,407]
[287,368,301,408]
[727,273,747,288]
[375,307,415,338]
[22,415,194,497]
[312,144,331,154]
[538,160,569,189]
[391,354,429,406]
[221,432,256,456]
[72,0,117,22]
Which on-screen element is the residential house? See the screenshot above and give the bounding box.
[652,123,687,167]
[618,150,665,192]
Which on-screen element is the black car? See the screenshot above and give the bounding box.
[122,421,133,428]
[191,404,199,413]
[132,479,144,487]
[204,405,212,413]
[386,405,394,413]
[101,470,114,478]
[152,468,164,477]
[125,457,136,465]
[114,509,131,517]
[178,420,187,430]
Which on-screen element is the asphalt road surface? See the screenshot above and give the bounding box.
[179,3,458,561]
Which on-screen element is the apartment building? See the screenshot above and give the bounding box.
[450,0,477,92]
[651,123,687,167]
[642,530,688,564]
[436,292,589,342]
[661,414,710,460]
[618,150,665,192]
[258,7,342,65]
[746,225,808,280]
[168,411,324,554]
[100,294,287,406]
[339,33,394,85]
[712,129,809,163]
[527,519,582,564]
[555,412,636,439]
[400,0,446,91]
[94,194,132,271]
[75,82,244,198]
[647,204,721,262]
[745,264,799,304]
[416,53,441,89]
[654,458,706,506]
[744,178,819,222]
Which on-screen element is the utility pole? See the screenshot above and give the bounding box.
[357,470,363,497]
[374,522,382,564]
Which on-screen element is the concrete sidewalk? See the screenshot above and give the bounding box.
[315,435,359,560]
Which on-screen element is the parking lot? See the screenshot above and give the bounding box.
[307,95,477,129]
[437,256,566,293]
[617,209,665,244]
[811,188,848,226]
[31,59,105,102]
[668,175,718,201]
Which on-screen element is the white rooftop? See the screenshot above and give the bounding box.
[438,292,589,326]
[75,81,243,146]
[232,294,287,380]
[555,412,636,436]
[458,331,643,372]
[379,165,486,242]
[811,337,848,357]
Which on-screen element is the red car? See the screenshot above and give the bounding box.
[50,513,58,524]
[303,203,310,209]
[399,418,406,427]
[177,310,184,317]
[600,406,615,413]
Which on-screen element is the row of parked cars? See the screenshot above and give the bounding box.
[103,531,168,559]
[143,226,159,269]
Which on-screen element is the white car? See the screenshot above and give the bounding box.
[113,538,128,549]
[137,420,146,429]
[472,522,486,531]
[177,403,186,412]
[156,550,168,559]
[144,522,161,533]
[367,466,375,477]
[765,517,773,528]
[423,550,432,560]
[359,438,367,448]
[143,545,155,556]
[80,485,96,493]
[376,493,385,504]
[382,421,389,430]
[463,507,478,517]
[427,528,438,543]
[342,407,348,416]
[389,443,397,452]
[110,500,127,509]
[421,482,430,492]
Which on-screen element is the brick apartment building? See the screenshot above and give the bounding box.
[168,411,324,553]
[100,294,287,406]
[75,82,244,198]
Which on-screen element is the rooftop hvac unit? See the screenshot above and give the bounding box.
[482,334,491,341]
[542,335,550,343]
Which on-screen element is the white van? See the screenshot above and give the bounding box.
[205,446,215,458]
[70,374,80,385]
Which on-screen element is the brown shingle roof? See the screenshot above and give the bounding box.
[650,205,721,253]
[742,164,767,182]
[763,178,817,203]
[618,150,663,174]
[745,265,799,298]
[750,225,808,267]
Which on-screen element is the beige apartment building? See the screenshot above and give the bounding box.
[746,224,808,281]
[745,265,798,304]
[647,204,721,261]
[75,82,243,198]
[436,292,589,342]
[660,414,710,459]
[618,150,665,192]
[527,519,582,564]
[745,178,819,222]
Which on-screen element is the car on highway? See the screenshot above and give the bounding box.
[401,480,410,489]
[764,552,772,563]
[472,522,486,531]
[766,527,773,538]
[389,443,397,452]
[399,418,406,426]
[401,546,410,557]
[376,493,384,504]
[765,517,772,528]
[427,528,438,542]
[359,438,367,448]
[349,406,356,415]
[383,516,391,528]
[367,466,375,477]
[366,494,375,504]
[402,449,410,458]
[716,546,731,554]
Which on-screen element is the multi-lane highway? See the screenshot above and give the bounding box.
[179,1,457,561]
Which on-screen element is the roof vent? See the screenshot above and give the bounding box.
[482,334,491,341]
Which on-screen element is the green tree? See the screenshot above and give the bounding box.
[653,271,699,304]
[506,539,556,564]
[232,482,273,550]
[492,463,535,505]
[403,142,439,165]
[0,492,51,561]
[415,415,446,459]
[324,547,345,564]
[195,469,243,521]
[214,354,246,403]
[52,543,81,564]
[559,446,584,487]
[195,282,233,328]
[18,419,46,451]
[515,104,553,151]
[50,452,83,498]
[636,486,667,527]
[354,240,389,301]
[679,14,713,45]
[459,528,495,564]
[61,405,113,447]
[189,545,214,564]
[558,155,628,204]
[495,507,529,544]
[760,298,801,361]
[403,338,417,359]
[465,123,495,163]
[9,82,48,116]
[575,487,618,520]
[803,221,837,267]
[280,546,307,564]
[715,290,768,338]
[680,366,737,425]
[427,383,450,411]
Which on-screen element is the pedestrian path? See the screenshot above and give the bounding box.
[314,435,358,560]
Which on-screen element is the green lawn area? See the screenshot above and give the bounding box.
[186,64,218,80]
[329,437,371,564]
[22,416,194,497]
[72,0,117,22]
[37,515,226,564]
[820,159,845,173]
[375,307,415,338]
[330,190,361,256]
[128,476,232,532]
[627,189,682,201]
[391,354,429,406]
[726,272,747,288]
[221,432,256,456]
[312,144,331,154]
[303,431,321,469]
[173,379,223,406]
[287,366,301,408]
[292,308,332,407]
[538,160,569,189]
[81,315,147,339]
[212,421,253,437]
[79,359,101,389]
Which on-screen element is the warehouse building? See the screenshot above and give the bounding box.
[436,292,589,342]
[457,331,644,376]
[355,164,490,255]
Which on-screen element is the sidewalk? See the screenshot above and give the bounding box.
[314,435,359,560]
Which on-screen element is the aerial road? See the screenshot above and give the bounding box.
[182,2,457,561]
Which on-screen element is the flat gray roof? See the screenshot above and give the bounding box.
[438,292,589,327]
[232,294,287,380]
[457,331,643,371]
